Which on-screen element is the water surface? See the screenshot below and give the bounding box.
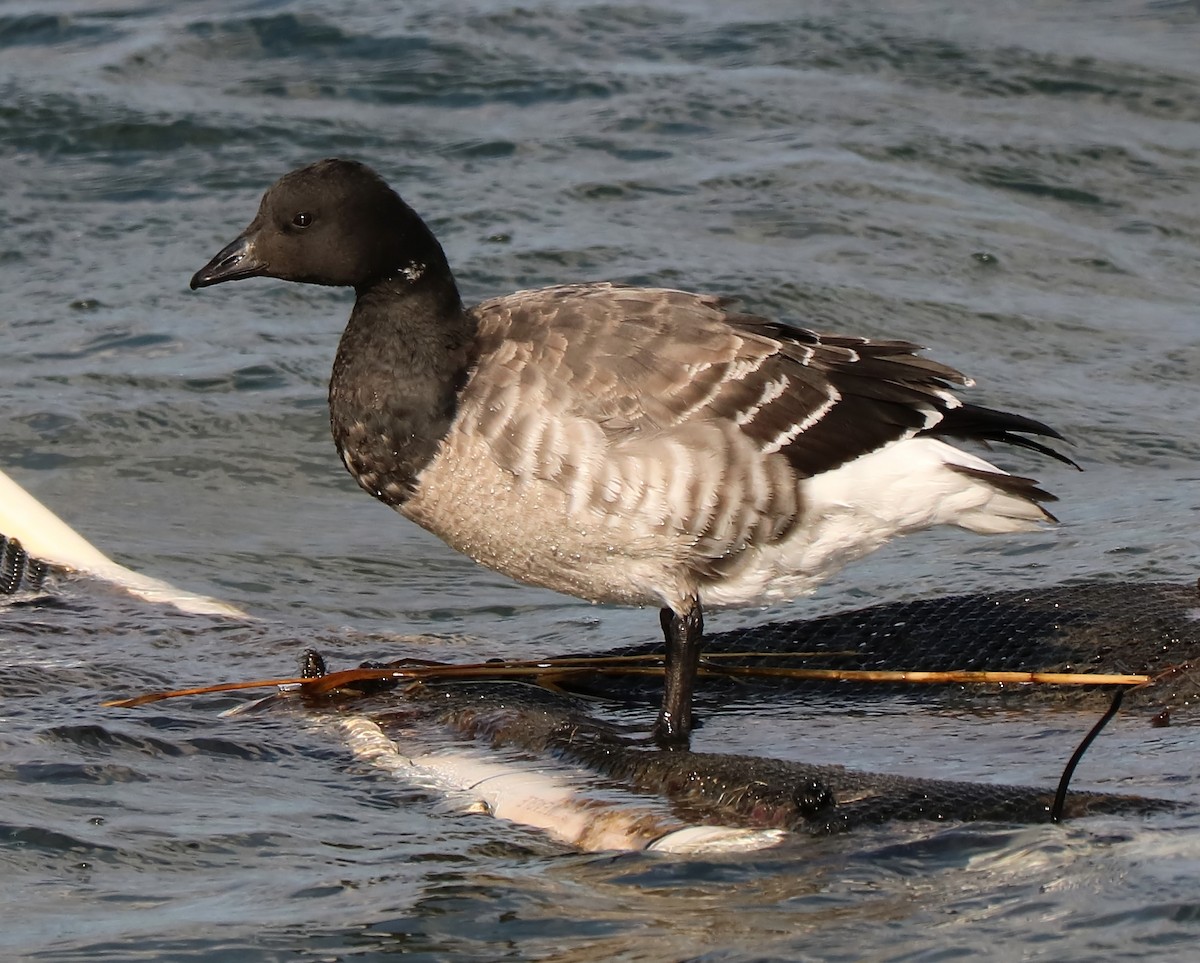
[3,1,1200,960]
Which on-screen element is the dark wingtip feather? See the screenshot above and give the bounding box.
[946,465,1061,522]
[926,404,1082,471]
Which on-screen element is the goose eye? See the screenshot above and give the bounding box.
[292,211,312,228]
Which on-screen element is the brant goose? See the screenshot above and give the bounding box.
[191,159,1074,747]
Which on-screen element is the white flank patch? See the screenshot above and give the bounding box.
[804,437,1046,535]
[702,436,1050,608]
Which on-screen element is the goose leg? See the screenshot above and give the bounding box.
[652,598,704,749]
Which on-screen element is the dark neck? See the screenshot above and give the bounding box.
[329,270,475,506]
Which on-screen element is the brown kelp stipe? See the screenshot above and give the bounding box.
[102,653,1156,709]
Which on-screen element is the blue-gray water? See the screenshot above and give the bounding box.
[4,1,1200,959]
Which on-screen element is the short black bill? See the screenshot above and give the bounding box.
[189,234,266,289]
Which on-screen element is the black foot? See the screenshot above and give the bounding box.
[650,712,701,750]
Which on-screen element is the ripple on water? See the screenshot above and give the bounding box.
[3,1,1200,960]
[0,12,117,50]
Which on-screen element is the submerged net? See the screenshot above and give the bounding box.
[5,521,1191,832]
[349,681,1170,834]
[294,580,1200,833]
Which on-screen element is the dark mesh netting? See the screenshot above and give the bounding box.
[559,580,1200,719]
[6,519,1189,831]
[291,577,1199,831]
[0,537,48,597]
[356,682,1170,834]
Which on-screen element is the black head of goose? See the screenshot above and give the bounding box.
[191,158,1077,748]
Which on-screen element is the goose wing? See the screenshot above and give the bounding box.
[458,282,1059,550]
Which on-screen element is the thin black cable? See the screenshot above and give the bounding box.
[1051,685,1129,823]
